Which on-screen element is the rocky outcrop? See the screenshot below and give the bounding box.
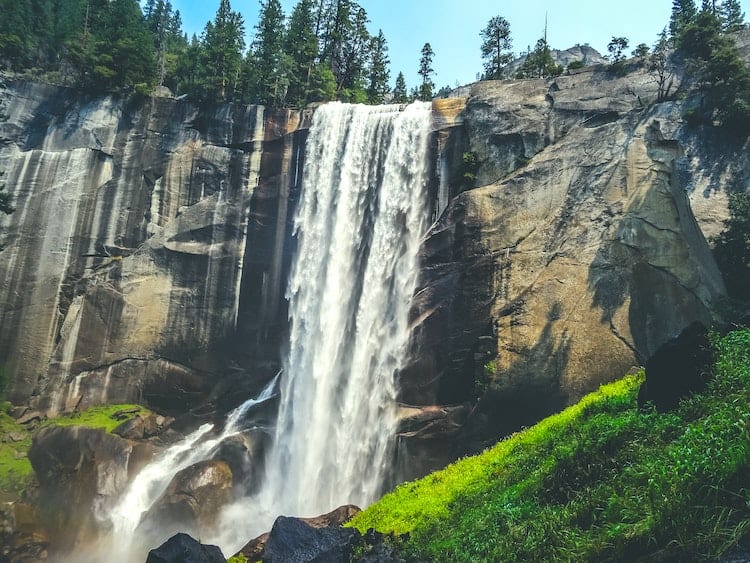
[1,56,745,488]
[0,81,307,415]
[240,505,361,560]
[261,515,360,563]
[638,321,713,412]
[401,62,742,465]
[27,425,132,552]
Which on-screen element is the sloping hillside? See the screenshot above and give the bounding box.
[351,329,750,562]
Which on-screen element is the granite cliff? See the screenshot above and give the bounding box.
[0,54,746,480]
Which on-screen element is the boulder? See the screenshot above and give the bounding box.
[209,430,267,495]
[137,461,233,546]
[239,505,361,559]
[27,425,131,552]
[262,516,360,563]
[113,413,168,440]
[145,533,226,563]
[638,321,714,412]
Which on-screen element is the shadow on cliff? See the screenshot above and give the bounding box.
[586,122,721,363]
[464,303,572,453]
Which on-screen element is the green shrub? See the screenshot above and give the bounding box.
[567,60,585,71]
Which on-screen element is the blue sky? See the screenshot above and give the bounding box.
[166,0,750,89]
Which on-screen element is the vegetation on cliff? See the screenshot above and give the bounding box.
[351,329,750,562]
[0,404,149,495]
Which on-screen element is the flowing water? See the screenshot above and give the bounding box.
[258,101,433,517]
[102,101,432,559]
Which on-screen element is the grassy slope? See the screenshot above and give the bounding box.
[350,330,750,562]
[0,404,148,495]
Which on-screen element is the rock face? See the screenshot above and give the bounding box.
[401,62,743,466]
[0,56,745,487]
[0,80,307,414]
[638,321,713,412]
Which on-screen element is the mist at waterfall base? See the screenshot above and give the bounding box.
[89,101,432,561]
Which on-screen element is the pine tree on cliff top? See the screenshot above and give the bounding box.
[367,30,390,104]
[480,15,513,79]
[418,42,435,101]
[392,72,408,104]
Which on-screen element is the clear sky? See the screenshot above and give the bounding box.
[165,0,750,90]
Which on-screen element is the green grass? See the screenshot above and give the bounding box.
[0,403,149,495]
[350,329,750,562]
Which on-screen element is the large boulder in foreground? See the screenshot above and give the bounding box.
[262,516,360,563]
[27,425,132,552]
[145,533,226,563]
[240,505,360,560]
[638,321,714,411]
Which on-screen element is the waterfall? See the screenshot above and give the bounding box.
[96,101,432,560]
[260,101,433,516]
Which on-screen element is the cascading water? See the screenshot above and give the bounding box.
[258,101,433,517]
[98,101,432,560]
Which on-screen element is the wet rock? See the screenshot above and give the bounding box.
[0,500,49,562]
[145,533,226,563]
[113,413,167,440]
[209,431,266,495]
[27,425,131,552]
[638,321,713,412]
[138,461,233,545]
[240,505,361,560]
[262,516,360,563]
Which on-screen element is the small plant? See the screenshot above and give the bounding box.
[567,60,585,71]
[458,151,479,189]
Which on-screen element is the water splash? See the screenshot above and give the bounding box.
[102,373,279,559]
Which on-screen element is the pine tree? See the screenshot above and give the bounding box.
[202,0,245,101]
[392,71,408,104]
[284,0,319,107]
[670,0,697,37]
[366,30,390,104]
[246,0,286,106]
[516,37,561,79]
[337,4,370,101]
[720,0,745,31]
[418,42,435,101]
[480,15,513,79]
[175,33,205,98]
[0,0,34,69]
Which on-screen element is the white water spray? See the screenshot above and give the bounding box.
[102,374,279,559]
